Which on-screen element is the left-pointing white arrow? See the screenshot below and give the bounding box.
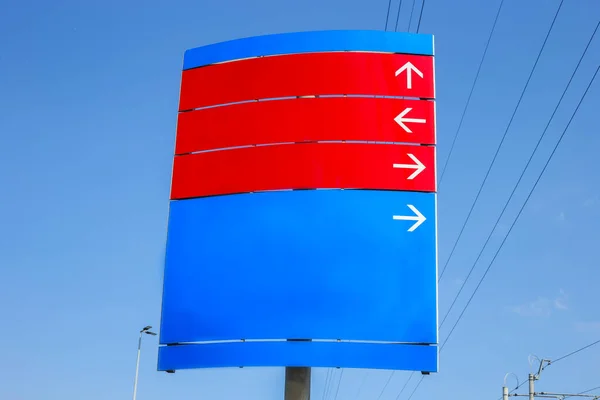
[394,108,427,133]
[392,204,426,232]
[393,153,426,180]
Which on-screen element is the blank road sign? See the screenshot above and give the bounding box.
[160,189,437,344]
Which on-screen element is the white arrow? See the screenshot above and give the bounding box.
[394,108,427,133]
[395,62,424,89]
[392,204,426,232]
[393,153,426,180]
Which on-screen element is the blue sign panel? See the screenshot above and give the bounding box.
[182,30,435,70]
[160,190,437,345]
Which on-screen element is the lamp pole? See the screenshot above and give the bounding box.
[132,325,157,400]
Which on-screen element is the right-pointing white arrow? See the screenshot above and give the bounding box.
[392,204,426,232]
[394,107,427,133]
[395,62,424,89]
[393,153,426,180]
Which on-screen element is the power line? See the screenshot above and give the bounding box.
[544,338,600,369]
[511,380,529,394]
[440,63,599,353]
[353,371,370,400]
[497,382,600,400]
[494,377,528,400]
[497,336,600,400]
[389,4,556,397]
[412,53,599,400]
[373,4,423,400]
[384,0,393,31]
[577,386,600,395]
[496,378,528,400]
[375,370,414,400]
[406,376,424,400]
[436,0,506,191]
[407,0,417,32]
[437,0,564,282]
[332,369,344,400]
[439,19,599,329]
[322,368,333,400]
[416,0,426,33]
[394,0,404,32]
[394,372,415,400]
[375,371,396,400]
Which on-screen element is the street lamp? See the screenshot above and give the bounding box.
[132,325,157,400]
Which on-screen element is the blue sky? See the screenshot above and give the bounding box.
[1,0,599,399]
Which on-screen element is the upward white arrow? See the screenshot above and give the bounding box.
[393,153,426,180]
[392,204,426,232]
[395,62,424,90]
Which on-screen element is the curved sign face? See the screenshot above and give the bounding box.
[159,30,439,373]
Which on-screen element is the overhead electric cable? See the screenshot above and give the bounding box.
[407,0,417,32]
[439,19,599,329]
[394,372,415,400]
[353,371,370,400]
[416,0,426,33]
[436,0,506,189]
[384,0,393,30]
[406,39,599,400]
[496,337,600,400]
[577,386,600,395]
[544,338,600,369]
[406,376,424,400]
[375,371,396,400]
[394,0,404,32]
[332,369,345,400]
[440,64,599,353]
[322,368,333,400]
[437,0,564,282]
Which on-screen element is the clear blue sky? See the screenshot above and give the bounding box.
[1,0,599,399]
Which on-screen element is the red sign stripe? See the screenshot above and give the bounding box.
[175,97,436,154]
[179,52,435,111]
[170,143,436,199]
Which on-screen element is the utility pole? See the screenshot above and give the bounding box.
[502,357,600,400]
[503,358,549,400]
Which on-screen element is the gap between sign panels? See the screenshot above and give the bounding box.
[178,93,432,113]
[161,339,435,345]
[191,50,435,69]
[178,140,435,155]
